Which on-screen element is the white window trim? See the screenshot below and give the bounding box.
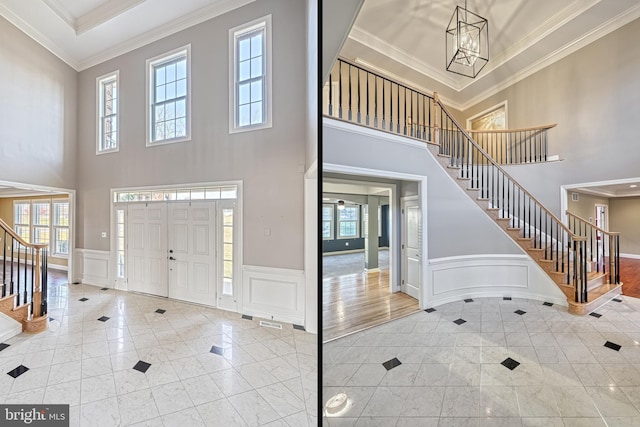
[322,203,334,240]
[96,70,120,155]
[337,205,360,239]
[52,198,70,258]
[13,199,70,258]
[229,14,273,134]
[145,44,192,147]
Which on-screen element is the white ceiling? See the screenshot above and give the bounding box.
[571,180,640,199]
[341,0,640,110]
[0,0,254,71]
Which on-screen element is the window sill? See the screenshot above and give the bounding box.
[229,121,272,135]
[146,135,191,147]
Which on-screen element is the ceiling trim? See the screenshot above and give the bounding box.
[0,2,80,69]
[75,0,147,35]
[41,0,75,28]
[349,26,460,91]
[77,0,255,71]
[459,1,640,111]
[564,177,640,198]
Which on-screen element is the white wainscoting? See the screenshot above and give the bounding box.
[75,249,110,288]
[242,265,305,326]
[426,254,567,307]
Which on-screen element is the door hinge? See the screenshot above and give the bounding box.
[402,244,405,250]
[402,279,405,284]
[402,208,405,214]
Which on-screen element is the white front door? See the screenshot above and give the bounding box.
[127,203,168,297]
[168,202,217,306]
[402,198,421,299]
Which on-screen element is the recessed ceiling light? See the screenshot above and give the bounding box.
[631,185,638,188]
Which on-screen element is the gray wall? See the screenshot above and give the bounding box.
[0,16,77,189]
[323,124,522,258]
[609,197,640,256]
[566,192,609,224]
[465,17,640,217]
[322,0,364,82]
[76,0,306,270]
[305,0,318,167]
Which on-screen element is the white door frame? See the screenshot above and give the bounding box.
[595,204,608,231]
[323,163,428,308]
[401,195,421,299]
[109,181,243,311]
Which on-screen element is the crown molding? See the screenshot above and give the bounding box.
[348,26,461,91]
[0,2,80,69]
[77,0,255,71]
[76,0,147,35]
[41,0,75,28]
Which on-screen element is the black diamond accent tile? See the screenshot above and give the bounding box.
[613,298,623,302]
[293,324,305,331]
[514,310,526,315]
[0,343,9,352]
[543,302,554,307]
[424,308,436,313]
[604,341,621,351]
[590,312,602,318]
[242,314,253,320]
[501,358,520,370]
[382,357,402,371]
[464,298,474,303]
[453,318,466,325]
[133,360,151,373]
[7,365,29,378]
[101,287,109,291]
[97,316,110,322]
[78,297,88,302]
[210,345,224,356]
[503,297,512,301]
[155,309,166,314]
[72,282,80,285]
[49,317,55,321]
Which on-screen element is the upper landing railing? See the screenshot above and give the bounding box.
[324,58,556,165]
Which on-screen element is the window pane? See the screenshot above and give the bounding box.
[166,82,176,100]
[239,38,250,61]
[250,57,263,79]
[239,60,250,81]
[155,85,165,103]
[54,228,69,255]
[165,103,175,120]
[176,79,187,98]
[222,278,233,296]
[33,203,50,226]
[176,59,186,80]
[205,188,220,200]
[176,190,190,200]
[165,63,176,82]
[250,80,262,102]
[224,243,233,260]
[223,260,233,278]
[223,208,233,226]
[54,202,69,226]
[15,203,30,225]
[155,67,165,85]
[191,189,204,200]
[238,104,250,127]
[239,83,250,105]
[176,117,186,137]
[223,226,233,243]
[250,101,262,124]
[221,187,237,199]
[165,121,176,139]
[251,32,263,57]
[175,100,186,118]
[322,222,331,238]
[322,206,333,221]
[33,227,49,244]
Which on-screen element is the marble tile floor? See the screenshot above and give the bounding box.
[0,282,317,426]
[322,295,640,426]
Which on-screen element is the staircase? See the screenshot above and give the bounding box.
[0,218,49,336]
[324,58,622,314]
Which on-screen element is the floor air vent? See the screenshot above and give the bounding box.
[259,320,283,330]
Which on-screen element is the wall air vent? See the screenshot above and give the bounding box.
[572,192,579,202]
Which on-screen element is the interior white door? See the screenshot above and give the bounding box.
[402,198,421,299]
[168,202,217,306]
[127,203,168,297]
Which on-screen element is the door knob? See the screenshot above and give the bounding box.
[169,256,176,261]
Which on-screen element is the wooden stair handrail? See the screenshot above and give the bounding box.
[434,93,576,239]
[566,211,621,237]
[0,218,48,250]
[467,124,557,134]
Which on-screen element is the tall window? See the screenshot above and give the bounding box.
[53,200,70,256]
[222,208,234,296]
[230,15,272,133]
[14,202,30,243]
[338,205,360,239]
[147,46,191,146]
[13,199,69,256]
[97,71,119,154]
[115,207,125,278]
[322,204,334,240]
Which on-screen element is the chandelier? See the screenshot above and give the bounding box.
[445,0,489,78]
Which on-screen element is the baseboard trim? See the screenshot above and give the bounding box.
[621,253,640,260]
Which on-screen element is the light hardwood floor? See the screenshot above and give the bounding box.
[322,251,420,342]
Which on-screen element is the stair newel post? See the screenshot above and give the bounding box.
[33,247,42,318]
[433,93,440,149]
[2,230,5,297]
